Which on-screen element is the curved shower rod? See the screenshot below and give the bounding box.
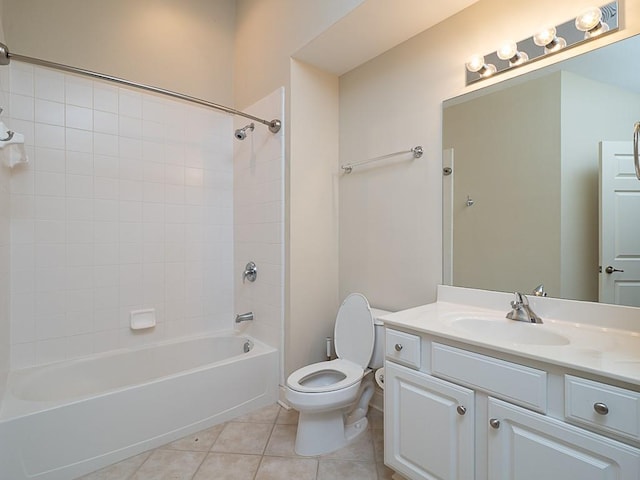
[0,42,281,134]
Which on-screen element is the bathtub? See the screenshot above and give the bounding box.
[0,333,278,480]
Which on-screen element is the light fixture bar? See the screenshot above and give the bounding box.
[465,1,619,85]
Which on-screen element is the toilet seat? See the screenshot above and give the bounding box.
[287,359,364,393]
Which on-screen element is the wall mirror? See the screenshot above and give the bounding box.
[442,34,640,307]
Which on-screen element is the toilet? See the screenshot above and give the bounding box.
[286,293,388,456]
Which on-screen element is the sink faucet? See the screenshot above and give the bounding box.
[506,292,543,324]
[235,312,254,323]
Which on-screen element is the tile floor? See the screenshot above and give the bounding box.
[78,404,394,480]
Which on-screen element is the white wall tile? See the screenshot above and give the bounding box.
[10,64,34,97]
[35,99,64,125]
[66,105,93,130]
[66,151,93,176]
[94,84,118,113]
[66,128,93,153]
[34,68,64,102]
[35,123,65,149]
[65,77,93,108]
[94,110,118,135]
[11,94,34,121]
[36,147,66,173]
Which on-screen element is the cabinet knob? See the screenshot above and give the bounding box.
[593,402,609,415]
[456,405,466,416]
[489,418,500,429]
[394,343,403,352]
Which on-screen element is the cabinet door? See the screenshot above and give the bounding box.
[384,361,474,480]
[488,397,640,480]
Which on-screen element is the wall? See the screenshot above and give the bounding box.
[288,60,339,374]
[234,0,360,376]
[7,62,234,368]
[444,73,562,296]
[339,0,640,312]
[0,0,9,399]
[234,88,285,381]
[560,71,640,300]
[2,0,235,104]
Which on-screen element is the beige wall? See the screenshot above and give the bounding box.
[234,0,361,375]
[288,60,339,374]
[3,0,236,104]
[444,73,562,296]
[560,71,640,300]
[339,0,640,311]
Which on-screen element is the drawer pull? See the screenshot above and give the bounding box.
[489,418,500,429]
[457,405,466,416]
[593,402,609,415]
[394,343,403,352]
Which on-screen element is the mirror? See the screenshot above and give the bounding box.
[443,35,640,305]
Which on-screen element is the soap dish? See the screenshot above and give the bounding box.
[130,308,156,330]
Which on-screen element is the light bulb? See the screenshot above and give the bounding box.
[575,7,602,31]
[496,42,528,66]
[533,27,556,46]
[575,6,610,38]
[497,42,518,60]
[533,27,567,53]
[465,54,485,73]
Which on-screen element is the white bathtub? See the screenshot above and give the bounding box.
[0,333,278,480]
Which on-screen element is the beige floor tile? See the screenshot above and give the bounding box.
[368,408,384,429]
[264,424,303,457]
[377,462,396,480]
[232,403,280,423]
[192,453,261,480]
[372,427,384,462]
[255,456,318,480]
[320,428,375,462]
[78,451,151,480]
[131,449,206,480]
[165,423,225,451]
[276,407,299,425]
[317,459,378,480]
[211,421,273,455]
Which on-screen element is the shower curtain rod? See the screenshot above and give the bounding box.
[0,42,281,134]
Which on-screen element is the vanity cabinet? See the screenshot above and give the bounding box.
[384,361,474,480]
[384,328,640,480]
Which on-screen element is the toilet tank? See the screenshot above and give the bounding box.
[369,308,391,369]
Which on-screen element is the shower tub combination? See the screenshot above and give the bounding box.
[0,333,278,480]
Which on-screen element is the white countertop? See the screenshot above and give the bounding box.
[380,287,640,387]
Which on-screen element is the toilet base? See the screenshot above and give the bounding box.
[294,409,369,456]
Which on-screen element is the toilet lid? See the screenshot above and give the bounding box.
[334,293,374,368]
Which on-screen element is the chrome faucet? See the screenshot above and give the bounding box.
[506,292,543,324]
[235,312,254,323]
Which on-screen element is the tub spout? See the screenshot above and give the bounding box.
[235,312,254,323]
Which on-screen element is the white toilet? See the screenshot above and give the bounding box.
[286,293,388,456]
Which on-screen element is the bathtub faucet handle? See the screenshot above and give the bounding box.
[235,312,254,323]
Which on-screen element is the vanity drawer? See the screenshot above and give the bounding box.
[565,375,640,441]
[385,328,421,369]
[432,343,547,413]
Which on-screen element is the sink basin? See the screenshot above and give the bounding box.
[451,317,570,346]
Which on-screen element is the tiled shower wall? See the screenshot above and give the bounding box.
[5,62,234,368]
[234,88,284,380]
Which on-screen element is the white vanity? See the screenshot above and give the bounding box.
[381,286,640,480]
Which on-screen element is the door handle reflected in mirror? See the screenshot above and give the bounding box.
[605,266,624,274]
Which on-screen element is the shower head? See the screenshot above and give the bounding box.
[234,123,255,140]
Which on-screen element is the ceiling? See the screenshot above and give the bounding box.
[293,0,481,76]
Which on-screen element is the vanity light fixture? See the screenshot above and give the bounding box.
[496,42,529,66]
[465,1,618,85]
[533,27,567,53]
[465,54,496,78]
[575,6,610,38]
